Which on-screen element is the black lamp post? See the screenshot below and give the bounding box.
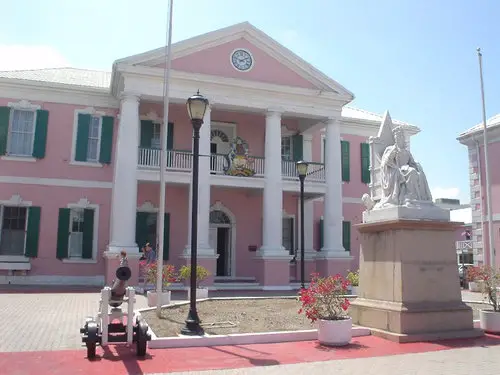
[296,160,309,289]
[181,91,209,336]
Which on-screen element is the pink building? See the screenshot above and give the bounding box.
[458,115,500,268]
[0,22,419,289]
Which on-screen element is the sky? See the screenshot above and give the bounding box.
[1,0,498,221]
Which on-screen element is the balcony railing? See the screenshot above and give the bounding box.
[456,240,473,251]
[138,148,325,182]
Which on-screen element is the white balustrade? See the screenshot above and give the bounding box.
[455,240,473,251]
[137,148,325,182]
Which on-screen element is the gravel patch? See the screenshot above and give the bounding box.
[141,297,317,337]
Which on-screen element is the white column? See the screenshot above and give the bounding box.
[185,106,214,255]
[299,134,314,256]
[259,110,286,256]
[108,92,141,253]
[321,118,345,254]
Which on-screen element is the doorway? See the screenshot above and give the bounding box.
[210,143,217,174]
[209,209,233,277]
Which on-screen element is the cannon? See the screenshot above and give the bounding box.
[80,251,152,359]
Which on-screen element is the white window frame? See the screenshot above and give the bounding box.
[1,100,41,163]
[151,122,162,149]
[62,198,99,264]
[86,116,102,163]
[0,194,33,264]
[70,107,107,168]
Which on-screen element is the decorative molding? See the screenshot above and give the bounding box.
[210,201,236,224]
[0,194,33,206]
[7,99,41,110]
[137,201,158,212]
[0,176,112,189]
[74,197,91,208]
[281,124,296,137]
[80,106,106,116]
[141,111,161,123]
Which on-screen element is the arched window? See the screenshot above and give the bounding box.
[211,129,229,143]
[210,210,231,224]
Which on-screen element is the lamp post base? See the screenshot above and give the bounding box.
[180,309,204,336]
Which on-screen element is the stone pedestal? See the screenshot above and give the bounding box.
[255,256,292,289]
[349,219,483,342]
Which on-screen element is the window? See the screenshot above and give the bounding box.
[282,217,294,255]
[8,110,36,157]
[74,112,114,164]
[0,206,27,256]
[68,208,85,257]
[56,205,96,260]
[281,136,293,161]
[86,116,101,162]
[151,123,161,149]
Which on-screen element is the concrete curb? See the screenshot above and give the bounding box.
[136,296,370,349]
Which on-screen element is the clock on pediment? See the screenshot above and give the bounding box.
[230,48,253,72]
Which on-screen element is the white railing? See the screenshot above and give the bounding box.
[138,148,325,182]
[456,240,473,251]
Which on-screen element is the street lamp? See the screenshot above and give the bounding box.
[181,91,209,336]
[296,160,309,289]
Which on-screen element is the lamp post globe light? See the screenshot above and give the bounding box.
[296,160,309,289]
[181,91,209,336]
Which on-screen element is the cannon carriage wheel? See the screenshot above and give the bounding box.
[136,318,149,357]
[86,342,97,359]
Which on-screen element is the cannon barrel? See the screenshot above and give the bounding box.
[109,251,132,307]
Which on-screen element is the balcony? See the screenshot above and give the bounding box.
[138,148,325,182]
[456,240,473,252]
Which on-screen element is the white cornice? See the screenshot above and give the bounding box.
[457,126,500,146]
[0,78,118,108]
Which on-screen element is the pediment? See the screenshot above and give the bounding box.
[114,22,353,98]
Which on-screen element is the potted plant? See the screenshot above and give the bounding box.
[467,266,483,292]
[140,261,177,307]
[470,265,500,333]
[179,265,210,300]
[346,269,359,296]
[298,272,352,346]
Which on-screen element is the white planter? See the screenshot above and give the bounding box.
[147,291,171,307]
[479,309,500,333]
[318,317,352,346]
[187,288,209,300]
[469,281,482,292]
[351,286,359,296]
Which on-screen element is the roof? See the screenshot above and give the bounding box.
[0,67,111,89]
[341,106,414,127]
[0,67,411,127]
[458,113,500,139]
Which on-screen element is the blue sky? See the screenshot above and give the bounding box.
[1,0,499,205]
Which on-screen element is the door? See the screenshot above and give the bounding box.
[216,227,230,276]
[210,143,217,174]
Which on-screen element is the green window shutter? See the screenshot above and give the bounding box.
[292,134,303,161]
[56,208,71,259]
[341,140,350,182]
[0,106,10,156]
[75,113,91,162]
[140,120,154,149]
[166,122,174,150]
[319,218,324,250]
[82,209,94,259]
[25,206,41,258]
[342,221,351,252]
[135,212,150,251]
[163,213,170,261]
[32,110,49,159]
[99,116,114,164]
[360,142,371,183]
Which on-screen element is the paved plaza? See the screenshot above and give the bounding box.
[0,288,497,374]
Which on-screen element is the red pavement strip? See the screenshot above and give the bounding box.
[1,334,500,375]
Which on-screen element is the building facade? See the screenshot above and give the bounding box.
[0,22,419,288]
[458,114,500,268]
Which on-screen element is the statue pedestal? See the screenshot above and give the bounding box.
[349,219,483,342]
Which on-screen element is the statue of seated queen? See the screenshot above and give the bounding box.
[362,112,434,212]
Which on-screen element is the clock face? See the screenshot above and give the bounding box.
[231,49,253,71]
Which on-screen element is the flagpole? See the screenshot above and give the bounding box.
[476,48,495,267]
[156,0,174,317]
